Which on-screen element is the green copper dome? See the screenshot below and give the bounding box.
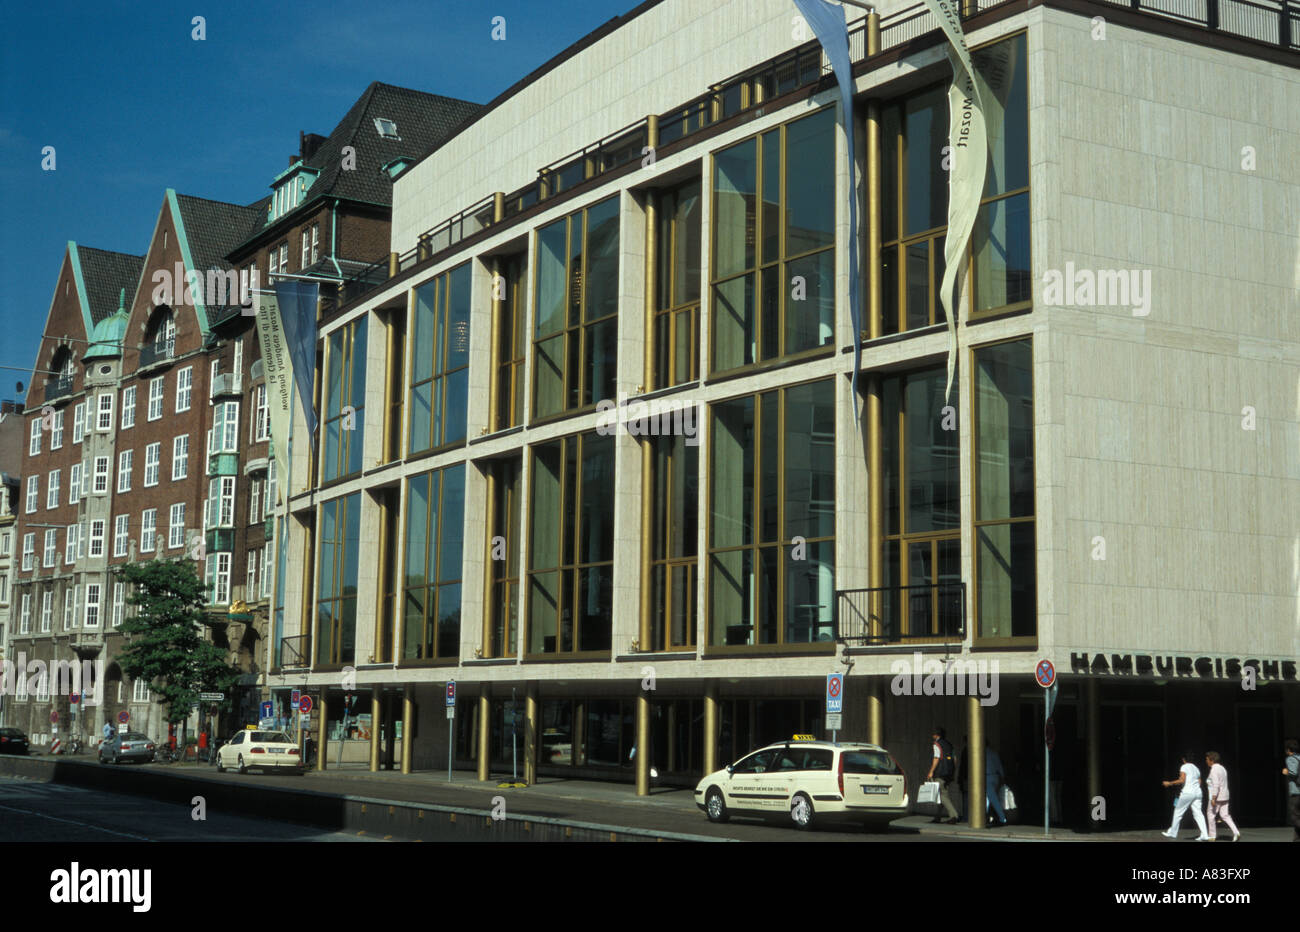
[84,288,130,360]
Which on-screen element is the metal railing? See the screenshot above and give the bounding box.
[277,635,309,669]
[44,377,74,403]
[836,582,967,645]
[1096,0,1297,45]
[139,337,175,368]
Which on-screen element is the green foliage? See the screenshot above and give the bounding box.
[115,559,241,725]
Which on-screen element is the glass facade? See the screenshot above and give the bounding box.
[708,379,835,647]
[410,263,471,454]
[527,432,615,655]
[533,196,620,419]
[486,458,522,658]
[711,108,835,373]
[316,493,360,666]
[652,179,701,389]
[647,433,698,651]
[403,465,466,661]
[494,254,527,431]
[322,317,367,483]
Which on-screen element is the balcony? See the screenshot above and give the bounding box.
[207,452,239,477]
[277,635,309,670]
[264,517,274,542]
[835,582,967,646]
[209,372,241,400]
[138,338,175,371]
[205,529,234,554]
[43,377,75,404]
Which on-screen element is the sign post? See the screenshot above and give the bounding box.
[1035,659,1057,837]
[825,673,844,741]
[445,681,456,782]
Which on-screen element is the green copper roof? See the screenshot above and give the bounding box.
[84,287,130,360]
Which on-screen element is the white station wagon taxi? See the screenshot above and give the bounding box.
[216,729,303,775]
[695,736,908,830]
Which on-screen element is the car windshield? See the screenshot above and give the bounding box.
[251,732,292,743]
[124,733,150,742]
[842,750,900,774]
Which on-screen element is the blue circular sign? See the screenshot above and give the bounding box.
[298,695,313,714]
[1035,659,1056,688]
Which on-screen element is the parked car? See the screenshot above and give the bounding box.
[216,730,303,775]
[98,732,156,765]
[694,736,908,830]
[0,728,30,755]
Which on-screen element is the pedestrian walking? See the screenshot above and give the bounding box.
[1203,751,1239,842]
[1283,738,1300,841]
[1161,750,1209,840]
[985,743,1008,827]
[925,726,960,824]
[101,720,113,743]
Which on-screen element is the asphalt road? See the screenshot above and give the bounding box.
[0,776,394,842]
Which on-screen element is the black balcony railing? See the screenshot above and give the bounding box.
[277,634,309,669]
[836,582,967,645]
[44,377,74,403]
[139,337,175,368]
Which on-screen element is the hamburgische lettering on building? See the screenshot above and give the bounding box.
[1070,652,1298,680]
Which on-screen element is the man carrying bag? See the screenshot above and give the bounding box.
[925,726,960,824]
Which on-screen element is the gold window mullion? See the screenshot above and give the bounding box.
[776,387,786,645]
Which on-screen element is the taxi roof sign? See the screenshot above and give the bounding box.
[792,734,817,741]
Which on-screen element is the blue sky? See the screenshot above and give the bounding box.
[0,0,634,396]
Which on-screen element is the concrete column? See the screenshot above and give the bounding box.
[867,680,884,746]
[368,690,381,772]
[635,691,651,796]
[401,685,413,774]
[1086,679,1100,826]
[316,692,328,772]
[967,696,985,828]
[477,692,491,781]
[524,686,538,785]
[703,682,719,775]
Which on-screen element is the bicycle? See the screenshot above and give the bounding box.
[67,738,84,755]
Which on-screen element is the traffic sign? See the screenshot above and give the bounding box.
[826,712,843,730]
[261,701,273,720]
[199,692,224,702]
[70,694,79,705]
[826,673,843,714]
[1035,659,1056,688]
[298,695,313,714]
[49,710,59,724]
[446,705,455,720]
[291,689,301,710]
[117,710,130,724]
[446,681,456,707]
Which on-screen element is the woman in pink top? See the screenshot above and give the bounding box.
[1204,751,1240,842]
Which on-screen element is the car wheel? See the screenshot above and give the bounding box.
[237,754,246,775]
[705,788,729,823]
[790,793,815,831]
[216,755,225,773]
[99,752,107,765]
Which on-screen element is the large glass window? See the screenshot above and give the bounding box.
[316,493,361,666]
[409,263,470,454]
[647,434,698,650]
[711,108,835,373]
[708,380,835,647]
[532,196,620,419]
[403,465,465,662]
[880,367,961,639]
[652,179,701,389]
[493,254,526,431]
[973,337,1035,640]
[527,433,614,655]
[322,317,367,482]
[486,458,521,657]
[877,32,1028,334]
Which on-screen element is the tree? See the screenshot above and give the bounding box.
[116,559,241,728]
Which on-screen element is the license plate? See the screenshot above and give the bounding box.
[862,785,890,795]
[270,748,285,753]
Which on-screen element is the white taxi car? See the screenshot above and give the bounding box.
[216,729,304,775]
[694,736,908,830]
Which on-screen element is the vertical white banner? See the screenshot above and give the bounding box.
[920,0,987,403]
[252,292,293,502]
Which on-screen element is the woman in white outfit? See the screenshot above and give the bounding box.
[1204,751,1240,842]
[1161,750,1209,840]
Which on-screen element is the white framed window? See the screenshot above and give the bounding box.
[206,476,236,528]
[213,401,239,453]
[172,434,189,480]
[302,231,310,267]
[85,583,101,629]
[21,533,35,571]
[73,401,86,443]
[205,551,231,605]
[117,450,133,493]
[260,545,271,599]
[65,524,78,564]
[0,531,9,557]
[30,417,43,456]
[114,515,129,557]
[246,546,257,596]
[311,224,319,264]
[144,443,160,486]
[93,456,109,494]
[254,384,270,442]
[25,475,38,513]
[233,339,243,385]
[68,462,81,504]
[36,672,50,703]
[176,365,193,412]
[265,459,278,514]
[249,478,262,525]
[69,584,81,629]
[112,582,125,627]
[40,590,52,632]
[169,503,186,549]
[47,469,60,509]
[43,529,57,567]
[0,573,8,604]
[121,385,136,429]
[278,243,288,274]
[19,592,31,633]
[97,392,114,431]
[141,508,156,553]
[132,678,150,703]
[63,587,73,630]
[51,410,64,449]
[148,376,164,421]
[209,360,220,407]
[89,520,105,557]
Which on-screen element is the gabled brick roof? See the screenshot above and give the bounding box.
[77,246,143,325]
[174,193,265,276]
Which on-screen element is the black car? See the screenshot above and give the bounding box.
[0,728,29,755]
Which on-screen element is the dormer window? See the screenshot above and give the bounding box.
[374,118,400,140]
[267,162,319,223]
